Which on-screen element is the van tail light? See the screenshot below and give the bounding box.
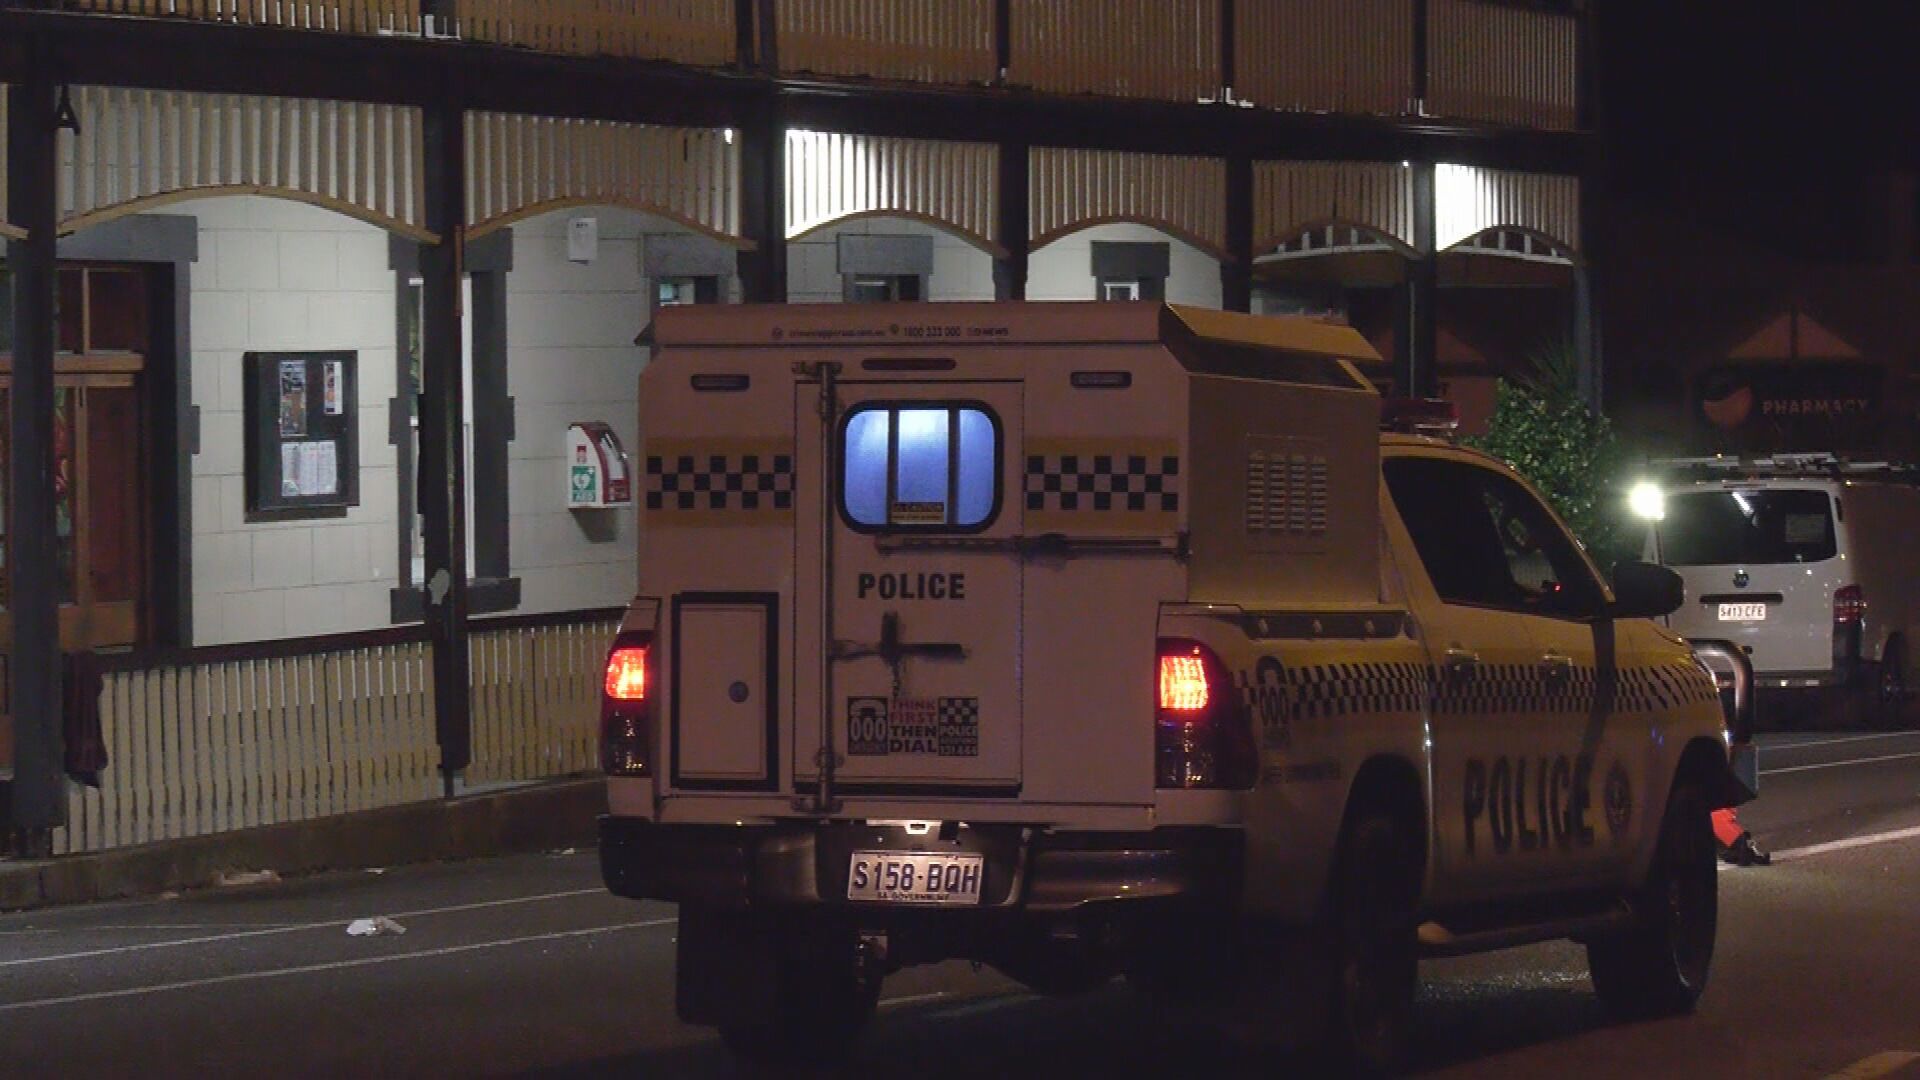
[1834,585,1866,626]
[1155,639,1257,790]
[601,632,654,777]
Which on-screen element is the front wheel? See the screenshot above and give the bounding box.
[1586,781,1718,1020]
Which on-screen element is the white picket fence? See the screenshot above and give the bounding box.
[468,615,618,785]
[52,611,619,855]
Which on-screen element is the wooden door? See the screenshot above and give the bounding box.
[2,264,155,773]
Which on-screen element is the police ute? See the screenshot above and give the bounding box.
[598,302,1745,1070]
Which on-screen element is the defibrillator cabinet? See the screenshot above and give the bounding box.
[566,422,632,508]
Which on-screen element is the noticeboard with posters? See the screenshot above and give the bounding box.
[243,350,360,520]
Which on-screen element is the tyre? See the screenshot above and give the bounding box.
[1319,811,1420,1076]
[718,921,881,1068]
[1586,780,1717,1021]
[1871,640,1914,731]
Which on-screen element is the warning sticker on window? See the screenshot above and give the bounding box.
[889,501,947,525]
[847,696,979,757]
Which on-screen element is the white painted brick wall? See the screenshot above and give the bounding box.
[178,195,398,646]
[786,217,997,304]
[504,208,651,614]
[1027,221,1224,307]
[176,201,1229,646]
[785,218,1220,308]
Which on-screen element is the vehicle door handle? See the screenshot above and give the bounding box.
[1443,647,1481,676]
[1539,652,1573,682]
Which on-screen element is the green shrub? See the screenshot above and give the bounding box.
[1463,342,1635,570]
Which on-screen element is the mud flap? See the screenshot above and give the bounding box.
[675,906,777,1026]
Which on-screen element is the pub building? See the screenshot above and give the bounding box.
[1,0,1590,855]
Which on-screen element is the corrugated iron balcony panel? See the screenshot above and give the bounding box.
[1253,160,1416,252]
[1031,147,1227,256]
[1428,0,1578,130]
[1234,0,1415,117]
[465,111,741,242]
[62,0,418,35]
[1009,0,1221,104]
[454,0,736,67]
[1435,164,1579,253]
[786,130,1000,251]
[59,87,431,238]
[778,0,998,86]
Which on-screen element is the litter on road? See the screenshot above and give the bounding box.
[346,917,407,937]
[215,870,280,888]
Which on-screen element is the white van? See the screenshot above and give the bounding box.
[1651,456,1920,729]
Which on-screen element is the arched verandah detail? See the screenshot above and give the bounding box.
[1254,160,1417,254]
[1440,225,1582,268]
[1434,164,1580,255]
[785,130,1001,254]
[789,208,1004,258]
[60,87,429,239]
[1030,147,1228,262]
[58,185,437,242]
[1255,218,1420,262]
[467,196,755,249]
[466,112,742,245]
[1029,215,1230,265]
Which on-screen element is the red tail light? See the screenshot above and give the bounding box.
[1834,585,1866,626]
[1155,639,1257,790]
[1159,654,1211,711]
[601,633,654,776]
[606,647,650,701]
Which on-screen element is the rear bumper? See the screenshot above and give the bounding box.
[599,817,1242,915]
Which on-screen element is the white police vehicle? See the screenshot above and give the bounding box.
[598,303,1744,1070]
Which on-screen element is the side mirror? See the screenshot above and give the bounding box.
[1610,560,1685,619]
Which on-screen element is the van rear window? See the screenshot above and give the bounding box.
[1659,489,1836,565]
[842,404,998,530]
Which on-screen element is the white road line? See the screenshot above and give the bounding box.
[1764,732,1920,752]
[1822,1050,1920,1080]
[0,887,613,970]
[1764,751,1920,776]
[0,918,677,1015]
[879,992,952,1010]
[931,993,1038,1020]
[1771,825,1920,864]
[5,924,306,934]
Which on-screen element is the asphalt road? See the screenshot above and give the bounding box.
[2,732,1918,1079]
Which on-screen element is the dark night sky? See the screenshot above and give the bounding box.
[1598,4,1917,262]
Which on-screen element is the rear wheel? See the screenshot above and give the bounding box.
[1586,781,1717,1020]
[717,921,882,1068]
[1319,811,1420,1075]
[1872,639,1914,730]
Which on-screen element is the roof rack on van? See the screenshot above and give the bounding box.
[1650,454,1920,484]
